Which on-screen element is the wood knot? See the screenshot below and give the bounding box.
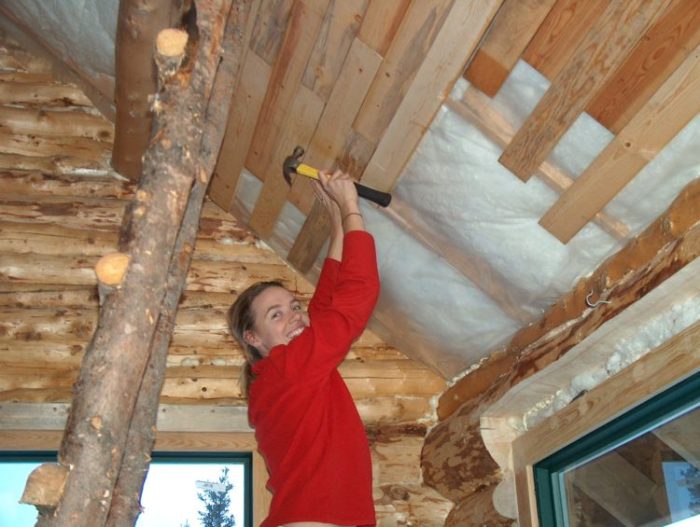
[20,463,68,510]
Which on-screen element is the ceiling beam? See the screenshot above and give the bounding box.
[361,0,504,193]
[499,0,670,181]
[449,86,629,240]
[464,0,557,97]
[540,45,700,243]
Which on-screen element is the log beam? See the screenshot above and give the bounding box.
[422,177,700,504]
[111,0,185,181]
[39,3,233,525]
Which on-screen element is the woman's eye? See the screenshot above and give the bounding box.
[292,304,301,311]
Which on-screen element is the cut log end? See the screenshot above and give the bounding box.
[20,463,69,509]
[156,29,189,58]
[95,252,130,286]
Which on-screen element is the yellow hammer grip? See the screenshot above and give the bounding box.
[296,163,319,179]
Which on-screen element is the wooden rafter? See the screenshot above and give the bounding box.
[246,0,330,237]
[361,0,503,192]
[448,86,629,240]
[422,177,700,511]
[587,0,700,133]
[464,0,557,97]
[499,0,670,181]
[540,45,700,243]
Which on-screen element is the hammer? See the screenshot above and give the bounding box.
[283,146,392,207]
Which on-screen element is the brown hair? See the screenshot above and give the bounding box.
[227,281,284,397]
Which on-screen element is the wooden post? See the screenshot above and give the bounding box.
[111,0,186,181]
[34,2,233,526]
[105,2,251,525]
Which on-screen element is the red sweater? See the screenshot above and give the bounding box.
[249,231,380,527]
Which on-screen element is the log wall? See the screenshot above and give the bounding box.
[0,33,451,525]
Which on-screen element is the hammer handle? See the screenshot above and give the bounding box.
[296,163,392,208]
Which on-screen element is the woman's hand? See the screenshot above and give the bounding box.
[317,170,364,233]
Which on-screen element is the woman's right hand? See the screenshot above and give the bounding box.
[318,170,360,215]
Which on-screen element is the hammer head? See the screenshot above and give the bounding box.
[282,146,306,186]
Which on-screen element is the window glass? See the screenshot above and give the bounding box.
[535,371,700,527]
[0,453,250,527]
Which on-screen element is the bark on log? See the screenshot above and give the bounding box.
[422,179,700,506]
[112,0,185,181]
[107,4,251,524]
[39,2,233,525]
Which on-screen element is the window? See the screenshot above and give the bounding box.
[534,371,700,527]
[0,451,252,527]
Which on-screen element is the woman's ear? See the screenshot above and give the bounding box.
[244,329,260,348]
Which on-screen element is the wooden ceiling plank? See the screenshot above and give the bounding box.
[249,0,296,65]
[464,0,557,97]
[540,45,700,243]
[286,37,382,272]
[587,0,700,134]
[208,52,271,211]
[450,86,629,240]
[301,0,368,101]
[207,0,266,211]
[247,84,325,237]
[0,131,111,163]
[361,0,504,192]
[352,0,454,145]
[246,0,330,237]
[356,0,410,57]
[499,0,671,182]
[522,0,609,81]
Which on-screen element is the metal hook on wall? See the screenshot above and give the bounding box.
[586,291,612,308]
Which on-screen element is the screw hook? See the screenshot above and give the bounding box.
[586,291,612,308]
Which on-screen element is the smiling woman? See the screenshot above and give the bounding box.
[0,452,251,527]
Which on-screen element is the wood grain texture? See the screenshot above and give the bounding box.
[362,0,503,192]
[523,0,610,80]
[353,0,453,144]
[587,0,700,133]
[450,87,629,240]
[246,0,329,237]
[540,45,700,243]
[301,0,367,101]
[356,0,410,56]
[464,0,557,96]
[500,0,671,181]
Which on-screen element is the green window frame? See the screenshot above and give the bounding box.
[533,370,700,526]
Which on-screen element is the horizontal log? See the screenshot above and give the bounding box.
[0,220,282,264]
[0,152,111,175]
[0,80,93,107]
[0,71,54,83]
[0,105,113,142]
[0,170,135,199]
[0,131,110,161]
[0,253,298,293]
[423,178,700,502]
[0,195,266,245]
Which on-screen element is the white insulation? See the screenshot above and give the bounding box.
[12,0,699,379]
[236,60,700,379]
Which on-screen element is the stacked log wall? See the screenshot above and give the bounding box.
[0,34,451,524]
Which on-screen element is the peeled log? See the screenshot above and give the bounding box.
[422,179,700,508]
[112,0,184,180]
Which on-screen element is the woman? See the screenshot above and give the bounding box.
[227,170,379,527]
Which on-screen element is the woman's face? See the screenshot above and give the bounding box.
[244,286,309,357]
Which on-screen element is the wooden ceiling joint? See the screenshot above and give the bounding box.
[540,44,700,243]
[464,0,557,97]
[498,0,671,182]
